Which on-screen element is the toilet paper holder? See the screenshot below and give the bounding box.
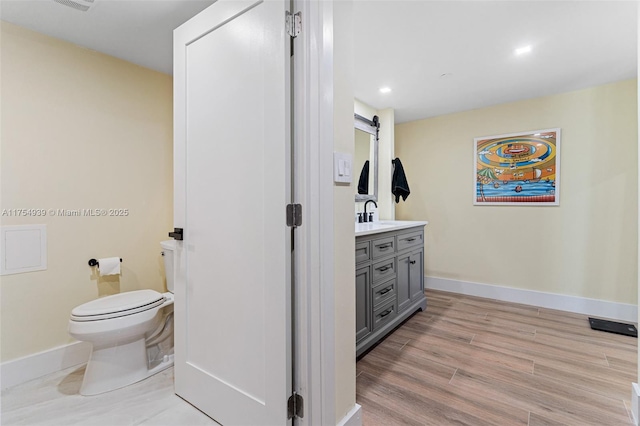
[88,258,122,267]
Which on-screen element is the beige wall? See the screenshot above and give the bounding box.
[637,8,640,386]
[396,79,638,304]
[0,23,173,361]
[333,1,356,422]
[377,108,395,219]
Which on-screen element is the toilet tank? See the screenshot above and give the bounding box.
[160,240,176,293]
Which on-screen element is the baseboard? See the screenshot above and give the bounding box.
[1,341,91,390]
[337,403,362,426]
[632,383,640,425]
[426,276,638,322]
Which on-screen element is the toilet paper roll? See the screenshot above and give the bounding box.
[97,257,121,276]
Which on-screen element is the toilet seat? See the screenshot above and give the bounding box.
[71,289,165,322]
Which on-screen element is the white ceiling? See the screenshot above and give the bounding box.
[1,1,637,123]
[0,0,215,75]
[354,1,638,122]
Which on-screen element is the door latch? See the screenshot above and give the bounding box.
[168,228,183,240]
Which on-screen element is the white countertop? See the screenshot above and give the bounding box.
[355,220,428,237]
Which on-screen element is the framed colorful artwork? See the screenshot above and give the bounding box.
[474,128,560,206]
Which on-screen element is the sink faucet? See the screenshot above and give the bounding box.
[364,200,378,222]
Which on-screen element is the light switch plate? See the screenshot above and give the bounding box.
[333,152,353,183]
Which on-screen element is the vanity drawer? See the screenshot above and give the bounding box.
[372,258,395,283]
[371,236,395,259]
[355,241,371,264]
[372,278,396,308]
[372,299,398,331]
[397,230,423,252]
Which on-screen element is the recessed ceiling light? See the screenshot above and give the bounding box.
[515,45,532,55]
[379,87,391,94]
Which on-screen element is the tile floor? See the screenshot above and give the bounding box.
[1,365,218,425]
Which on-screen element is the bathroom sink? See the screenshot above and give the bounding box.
[355,220,429,236]
[354,221,397,228]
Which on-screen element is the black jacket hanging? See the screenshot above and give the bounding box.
[357,160,369,194]
[392,158,410,203]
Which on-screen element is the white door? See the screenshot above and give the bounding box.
[173,1,292,424]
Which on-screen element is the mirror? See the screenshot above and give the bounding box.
[354,114,379,202]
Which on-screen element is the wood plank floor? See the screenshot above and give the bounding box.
[356,289,638,426]
[2,289,636,425]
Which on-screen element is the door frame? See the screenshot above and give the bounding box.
[174,0,350,423]
[293,1,338,424]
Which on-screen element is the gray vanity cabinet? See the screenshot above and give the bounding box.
[355,225,427,357]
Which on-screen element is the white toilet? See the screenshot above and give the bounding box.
[68,240,176,396]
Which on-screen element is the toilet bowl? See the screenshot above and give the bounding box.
[68,240,176,395]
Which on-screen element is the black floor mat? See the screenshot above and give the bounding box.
[589,317,637,337]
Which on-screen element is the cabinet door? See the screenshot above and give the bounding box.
[372,278,396,308]
[371,236,395,259]
[397,230,423,252]
[371,257,396,284]
[356,265,372,342]
[396,252,411,312]
[409,248,424,302]
[355,240,371,264]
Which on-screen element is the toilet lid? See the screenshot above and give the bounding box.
[71,289,165,322]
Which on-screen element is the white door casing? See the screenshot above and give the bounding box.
[291,1,339,424]
[173,1,292,424]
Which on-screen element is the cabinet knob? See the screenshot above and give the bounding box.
[409,260,416,264]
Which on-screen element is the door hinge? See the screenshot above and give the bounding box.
[287,392,304,419]
[286,204,302,228]
[286,11,301,38]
